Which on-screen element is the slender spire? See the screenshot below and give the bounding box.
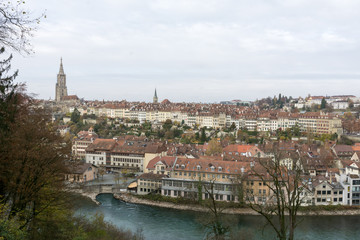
[153,88,158,104]
[59,57,64,75]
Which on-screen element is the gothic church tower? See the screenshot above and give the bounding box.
[153,88,158,103]
[55,58,68,101]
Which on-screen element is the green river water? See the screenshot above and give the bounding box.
[74,194,360,240]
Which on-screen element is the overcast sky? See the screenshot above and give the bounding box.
[10,0,360,102]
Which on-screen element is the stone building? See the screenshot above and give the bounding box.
[55,58,68,102]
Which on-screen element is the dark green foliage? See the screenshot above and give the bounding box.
[321,98,327,109]
[70,108,80,123]
[0,204,27,240]
[0,47,18,137]
[162,119,172,131]
[200,128,207,142]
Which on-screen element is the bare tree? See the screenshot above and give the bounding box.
[245,146,306,240]
[200,179,230,240]
[98,167,106,180]
[0,1,45,54]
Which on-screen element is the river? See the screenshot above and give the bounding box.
[75,193,360,240]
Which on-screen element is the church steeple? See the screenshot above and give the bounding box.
[153,88,158,104]
[55,58,68,102]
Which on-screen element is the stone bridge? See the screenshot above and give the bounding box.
[81,183,127,195]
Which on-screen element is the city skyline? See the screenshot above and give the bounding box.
[10,0,360,102]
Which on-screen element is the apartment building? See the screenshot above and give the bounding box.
[72,127,98,159]
[85,138,167,172]
[312,178,345,205]
[160,157,273,202]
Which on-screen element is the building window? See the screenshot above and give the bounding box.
[317,191,321,194]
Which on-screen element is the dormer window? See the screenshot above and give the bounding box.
[181,164,185,169]
[197,165,201,170]
[175,164,179,169]
[218,167,222,172]
[210,166,215,171]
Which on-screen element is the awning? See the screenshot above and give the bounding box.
[127,182,137,189]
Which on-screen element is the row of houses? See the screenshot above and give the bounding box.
[135,155,360,207]
[70,129,360,207]
[75,106,343,135]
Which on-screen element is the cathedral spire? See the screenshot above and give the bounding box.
[55,58,68,101]
[59,57,64,75]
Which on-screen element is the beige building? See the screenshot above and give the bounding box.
[137,173,166,195]
[162,157,256,202]
[72,127,98,159]
[65,162,98,183]
[145,156,177,175]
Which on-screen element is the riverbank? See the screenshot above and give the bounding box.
[114,193,360,216]
[114,193,259,215]
[67,188,101,205]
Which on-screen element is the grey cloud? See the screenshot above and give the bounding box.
[10,0,360,102]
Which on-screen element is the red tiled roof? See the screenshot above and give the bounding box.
[147,156,177,170]
[62,95,79,100]
[223,144,253,153]
[174,157,251,175]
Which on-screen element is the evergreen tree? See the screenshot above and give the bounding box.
[70,108,80,123]
[200,128,207,142]
[321,98,327,109]
[0,47,18,137]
